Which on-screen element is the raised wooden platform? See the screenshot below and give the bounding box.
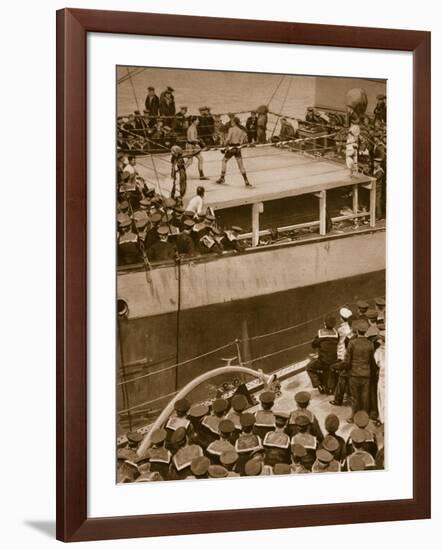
[135,146,373,211]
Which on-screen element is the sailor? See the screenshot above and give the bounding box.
[176,219,197,256]
[159,88,176,127]
[186,186,206,218]
[278,117,297,141]
[185,117,209,180]
[318,435,341,468]
[220,450,240,476]
[143,211,162,250]
[147,225,176,263]
[144,86,159,127]
[291,444,311,474]
[344,319,375,422]
[200,398,230,446]
[346,410,378,458]
[165,398,191,446]
[235,412,262,475]
[117,447,137,466]
[244,459,263,477]
[345,428,376,471]
[169,427,204,480]
[356,300,369,320]
[256,110,268,144]
[206,419,236,463]
[262,410,291,466]
[170,145,188,199]
[136,428,171,480]
[190,456,211,479]
[374,325,386,426]
[373,156,385,220]
[253,391,276,440]
[132,209,150,243]
[118,214,141,265]
[246,111,258,143]
[290,415,317,471]
[126,431,144,452]
[306,315,339,394]
[216,116,251,187]
[366,308,378,327]
[173,106,189,138]
[198,106,215,146]
[117,459,140,483]
[374,94,387,124]
[196,225,223,255]
[225,393,249,440]
[287,390,323,441]
[347,454,367,472]
[187,403,210,447]
[312,449,340,473]
[330,307,354,406]
[375,297,386,324]
[322,414,346,463]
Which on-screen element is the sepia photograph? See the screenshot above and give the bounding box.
[116,66,387,483]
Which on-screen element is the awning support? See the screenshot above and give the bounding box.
[361,180,376,227]
[314,190,327,236]
[252,202,264,247]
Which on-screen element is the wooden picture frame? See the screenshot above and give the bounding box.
[56,8,431,542]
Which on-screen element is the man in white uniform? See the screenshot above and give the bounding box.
[374,325,385,425]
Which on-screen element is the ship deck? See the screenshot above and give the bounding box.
[135,146,373,211]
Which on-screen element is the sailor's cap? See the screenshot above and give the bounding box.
[163,197,176,209]
[191,456,210,476]
[231,394,248,412]
[219,419,235,435]
[322,435,339,453]
[205,213,216,222]
[157,225,170,236]
[353,319,369,333]
[119,200,129,211]
[127,431,143,444]
[354,410,370,429]
[117,213,131,228]
[325,414,340,433]
[208,465,228,478]
[316,449,333,464]
[183,210,195,217]
[349,454,366,471]
[150,428,167,445]
[139,198,151,208]
[273,410,290,420]
[356,300,369,310]
[292,443,307,458]
[274,463,291,475]
[183,219,195,229]
[133,210,149,228]
[259,391,275,404]
[375,297,386,307]
[350,428,367,444]
[244,459,262,476]
[188,403,209,420]
[170,427,187,445]
[147,86,155,91]
[212,398,229,415]
[174,398,191,414]
[174,206,185,214]
[150,212,162,224]
[240,412,255,428]
[366,308,378,320]
[166,86,174,92]
[339,307,353,319]
[295,414,311,427]
[220,450,239,467]
[295,391,311,405]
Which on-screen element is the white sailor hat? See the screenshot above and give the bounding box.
[339,307,353,319]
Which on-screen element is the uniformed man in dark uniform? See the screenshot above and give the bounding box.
[207,465,229,479]
[246,111,258,143]
[200,398,230,447]
[346,410,378,458]
[318,435,341,468]
[306,315,339,394]
[375,297,386,324]
[126,431,144,453]
[165,398,191,449]
[187,403,210,448]
[286,391,324,442]
[159,88,176,128]
[322,414,346,463]
[226,393,248,441]
[220,226,245,253]
[169,427,204,480]
[135,428,171,480]
[190,456,211,479]
[262,410,291,466]
[173,106,189,141]
[356,300,369,320]
[373,155,385,220]
[143,211,162,251]
[345,428,376,471]
[253,391,276,440]
[144,86,159,128]
[117,458,140,483]
[147,225,176,263]
[198,106,215,146]
[290,414,318,471]
[312,449,340,473]
[235,412,262,475]
[118,214,142,266]
[373,94,386,125]
[206,419,236,463]
[220,450,240,477]
[291,443,311,474]
[176,219,197,256]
